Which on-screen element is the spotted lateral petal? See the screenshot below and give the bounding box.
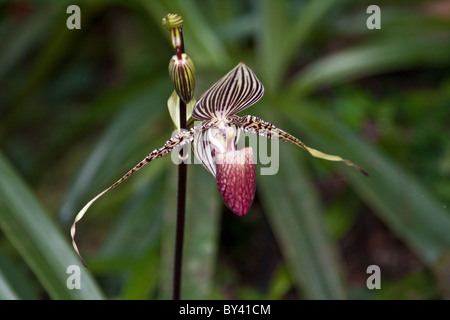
[215,147,256,216]
[233,115,370,176]
[192,62,264,121]
[71,122,213,266]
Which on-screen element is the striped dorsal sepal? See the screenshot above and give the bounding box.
[192,63,264,121]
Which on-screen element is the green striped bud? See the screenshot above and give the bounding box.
[169,53,196,104]
[162,13,185,58]
[162,13,184,30]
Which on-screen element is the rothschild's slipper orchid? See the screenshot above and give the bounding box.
[71,62,368,264]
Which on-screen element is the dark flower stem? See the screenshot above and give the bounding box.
[172,25,187,300]
[163,16,193,300]
[173,99,187,300]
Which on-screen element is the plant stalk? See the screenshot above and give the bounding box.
[172,92,187,301]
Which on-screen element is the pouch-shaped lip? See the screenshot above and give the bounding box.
[215,147,256,216]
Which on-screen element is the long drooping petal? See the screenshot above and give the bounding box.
[215,147,256,216]
[192,62,264,121]
[71,122,212,266]
[232,115,370,176]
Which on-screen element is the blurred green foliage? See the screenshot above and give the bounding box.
[0,0,449,300]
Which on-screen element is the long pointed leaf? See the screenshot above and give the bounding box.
[284,104,450,264]
[0,269,19,300]
[258,147,347,299]
[258,0,341,92]
[0,153,104,299]
[288,39,450,96]
[159,164,221,299]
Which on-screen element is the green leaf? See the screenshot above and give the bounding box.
[0,269,19,300]
[258,0,342,92]
[182,165,221,299]
[0,5,53,82]
[257,0,287,92]
[159,164,221,299]
[0,153,104,299]
[59,79,169,224]
[98,162,167,259]
[258,145,346,299]
[284,104,450,265]
[0,252,38,299]
[288,39,450,96]
[121,248,161,300]
[266,264,292,300]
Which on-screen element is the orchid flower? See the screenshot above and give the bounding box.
[71,62,368,264]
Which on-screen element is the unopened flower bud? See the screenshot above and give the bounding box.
[169,53,196,104]
[162,13,185,56]
[162,13,183,30]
